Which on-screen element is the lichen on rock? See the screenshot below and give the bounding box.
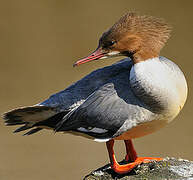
[84,158,193,180]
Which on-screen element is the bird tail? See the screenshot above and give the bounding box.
[2,106,66,135]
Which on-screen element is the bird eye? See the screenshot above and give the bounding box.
[108,40,116,46]
[103,40,116,49]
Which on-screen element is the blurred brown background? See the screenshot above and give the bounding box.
[0,0,192,179]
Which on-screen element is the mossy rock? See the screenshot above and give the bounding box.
[84,158,193,180]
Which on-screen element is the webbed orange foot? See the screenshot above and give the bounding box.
[106,139,163,174]
[112,157,163,174]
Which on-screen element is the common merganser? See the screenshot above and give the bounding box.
[3,13,188,174]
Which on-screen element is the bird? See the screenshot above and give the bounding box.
[3,13,188,174]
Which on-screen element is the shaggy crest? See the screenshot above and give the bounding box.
[102,13,172,61]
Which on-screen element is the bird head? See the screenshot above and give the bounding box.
[74,13,171,66]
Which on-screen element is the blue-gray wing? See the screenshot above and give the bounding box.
[39,58,133,112]
[55,72,145,140]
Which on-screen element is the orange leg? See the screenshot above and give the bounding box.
[106,139,163,174]
[124,140,137,162]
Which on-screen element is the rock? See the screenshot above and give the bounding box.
[84,158,193,180]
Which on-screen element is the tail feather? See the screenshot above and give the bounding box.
[5,121,26,126]
[23,128,43,136]
[3,106,57,125]
[13,125,32,133]
[2,105,63,135]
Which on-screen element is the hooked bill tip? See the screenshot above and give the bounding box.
[73,63,78,67]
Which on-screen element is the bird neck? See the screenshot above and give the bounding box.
[132,49,159,64]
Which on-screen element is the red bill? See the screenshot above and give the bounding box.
[74,47,105,66]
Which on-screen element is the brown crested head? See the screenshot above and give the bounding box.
[74,13,171,66]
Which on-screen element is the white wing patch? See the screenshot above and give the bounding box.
[94,138,110,142]
[77,127,108,134]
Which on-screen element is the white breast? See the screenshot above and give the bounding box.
[129,57,188,121]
